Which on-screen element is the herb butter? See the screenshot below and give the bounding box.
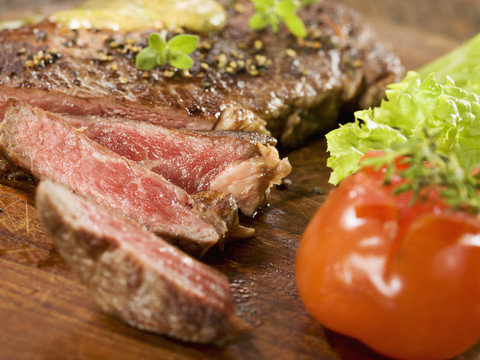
[49,0,226,33]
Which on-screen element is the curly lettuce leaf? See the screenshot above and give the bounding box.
[326,119,406,185]
[326,72,480,184]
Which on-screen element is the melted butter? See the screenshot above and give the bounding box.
[49,0,226,33]
[0,13,46,31]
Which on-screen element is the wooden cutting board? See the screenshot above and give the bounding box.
[0,6,478,360]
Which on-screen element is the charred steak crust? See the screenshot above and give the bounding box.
[36,180,250,344]
[214,0,404,146]
[0,0,404,147]
[0,99,239,256]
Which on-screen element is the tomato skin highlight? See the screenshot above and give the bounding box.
[296,167,480,360]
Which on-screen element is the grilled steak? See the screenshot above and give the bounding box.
[66,115,291,216]
[36,179,250,344]
[0,0,404,147]
[0,21,267,134]
[0,99,241,256]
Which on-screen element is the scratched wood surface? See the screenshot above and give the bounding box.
[0,2,479,360]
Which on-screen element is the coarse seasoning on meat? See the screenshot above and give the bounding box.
[36,179,250,345]
[66,115,291,216]
[0,0,404,147]
[0,99,243,257]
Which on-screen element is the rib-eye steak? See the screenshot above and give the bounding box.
[0,99,243,257]
[0,0,404,147]
[65,115,291,217]
[36,179,250,345]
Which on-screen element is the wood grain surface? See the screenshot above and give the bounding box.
[0,2,479,360]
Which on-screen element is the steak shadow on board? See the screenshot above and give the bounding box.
[0,99,245,257]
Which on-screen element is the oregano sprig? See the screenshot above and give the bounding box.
[136,32,199,71]
[360,132,480,214]
[248,0,319,38]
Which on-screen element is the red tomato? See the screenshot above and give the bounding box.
[296,158,480,360]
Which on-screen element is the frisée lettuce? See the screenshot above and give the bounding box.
[326,34,480,185]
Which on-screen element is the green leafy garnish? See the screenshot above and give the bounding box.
[136,33,199,71]
[326,31,480,186]
[249,0,319,38]
[361,133,480,214]
[326,72,480,185]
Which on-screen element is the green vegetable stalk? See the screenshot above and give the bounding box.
[418,33,480,91]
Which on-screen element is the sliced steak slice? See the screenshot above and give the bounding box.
[0,99,239,257]
[66,115,291,216]
[36,179,250,344]
[0,0,404,147]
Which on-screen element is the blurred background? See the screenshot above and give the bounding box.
[1,0,479,39]
[336,0,480,69]
[337,0,480,41]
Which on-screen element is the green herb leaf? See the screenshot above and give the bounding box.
[248,12,270,30]
[156,52,167,66]
[148,33,166,53]
[136,47,158,71]
[136,32,198,72]
[283,13,306,38]
[169,51,194,69]
[252,0,275,11]
[253,0,275,5]
[275,0,296,17]
[248,0,319,38]
[168,34,199,55]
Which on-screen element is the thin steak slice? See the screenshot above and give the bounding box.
[0,99,239,256]
[0,0,404,147]
[66,115,291,216]
[36,179,250,344]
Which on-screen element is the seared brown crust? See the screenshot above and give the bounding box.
[0,0,404,146]
[36,180,250,344]
[214,0,404,145]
